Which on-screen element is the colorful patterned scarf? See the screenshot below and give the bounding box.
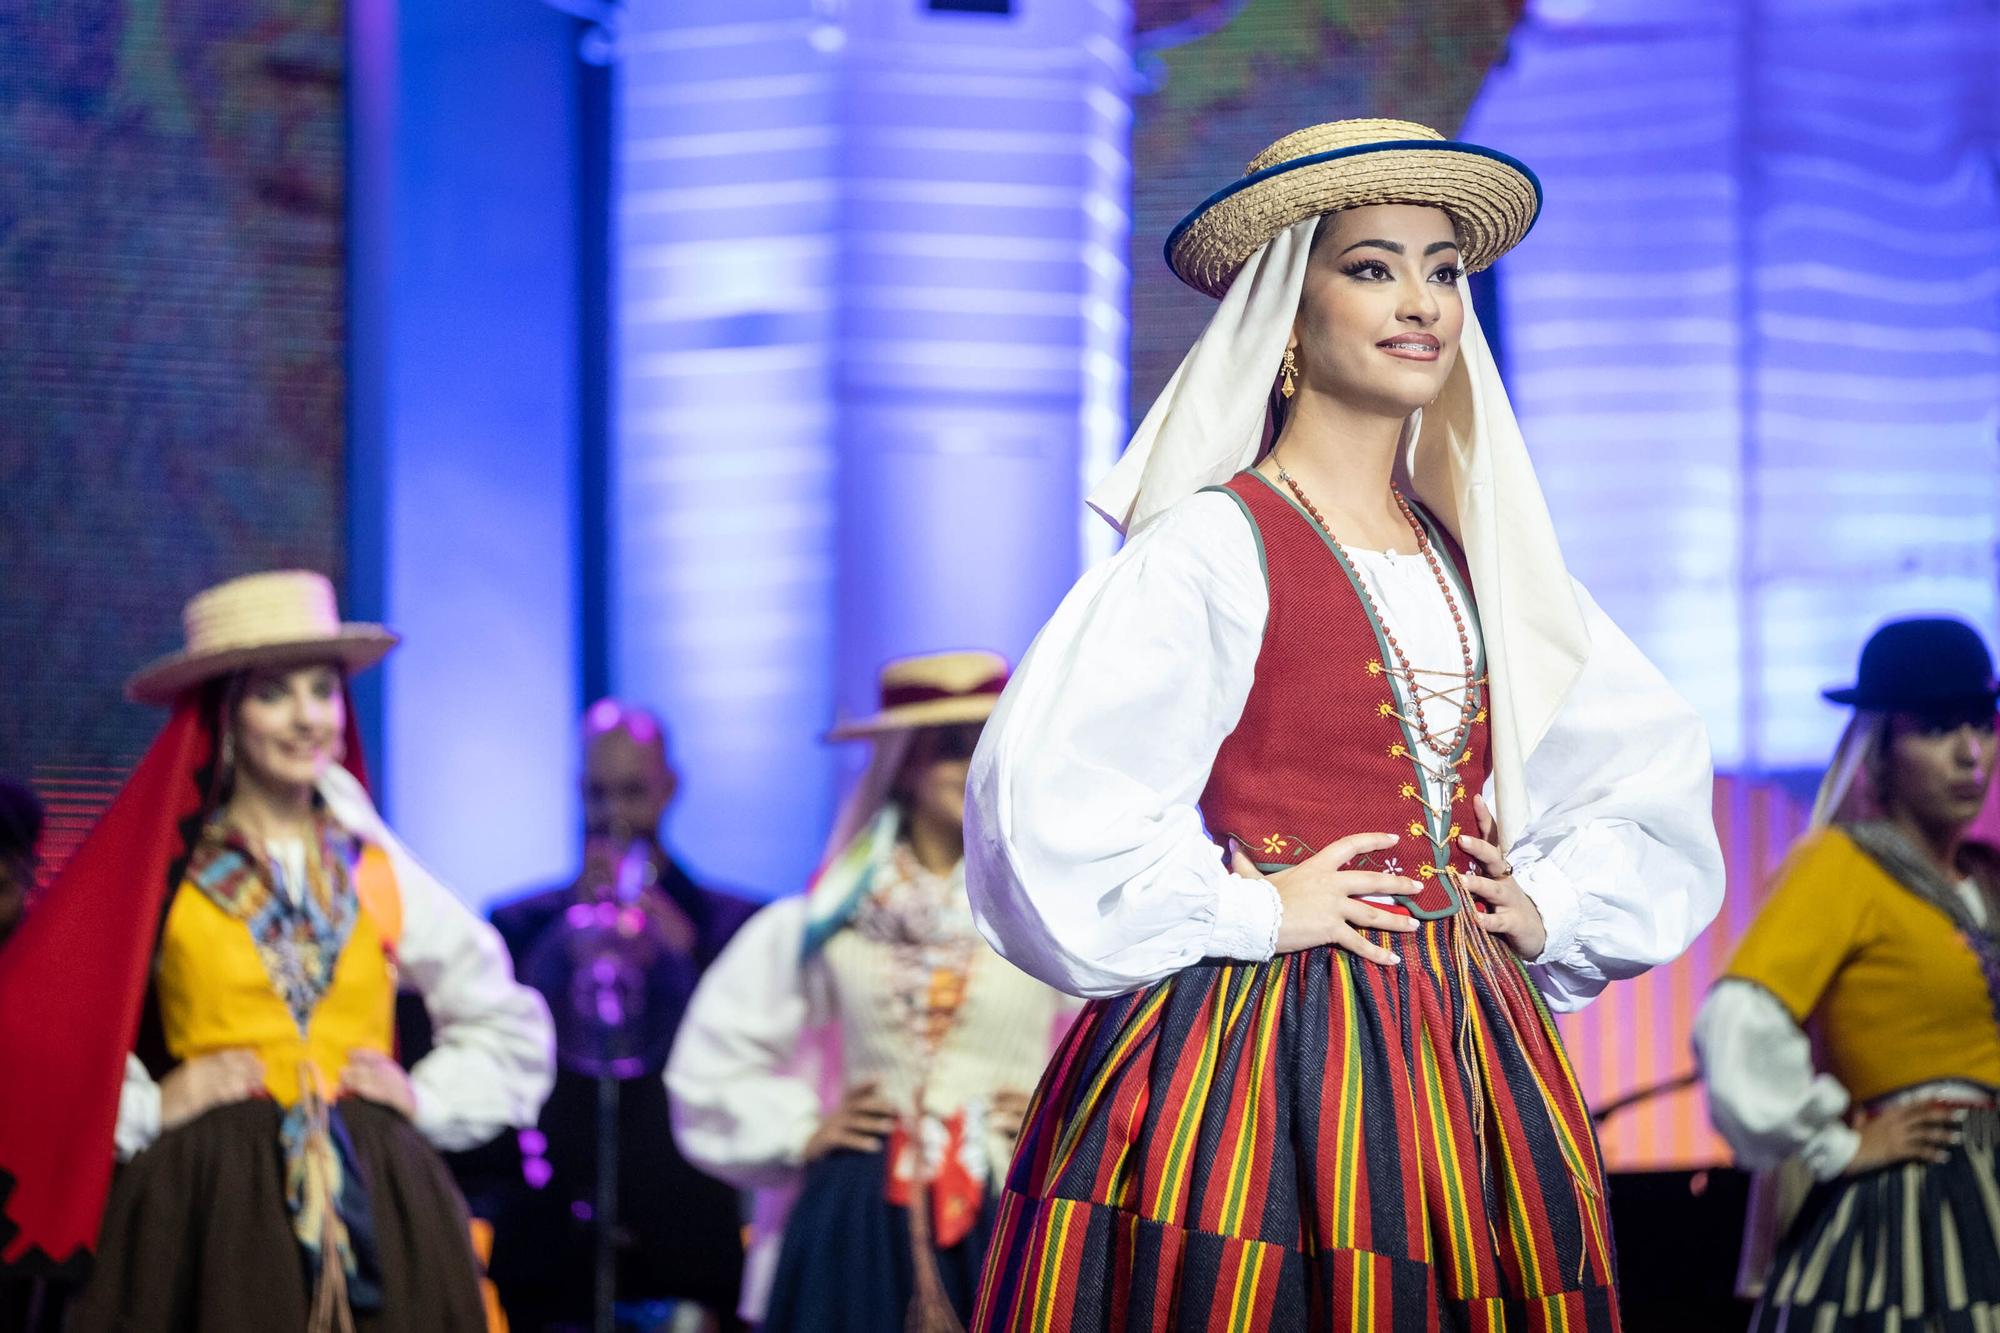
[189,819,360,1032]
[800,805,901,961]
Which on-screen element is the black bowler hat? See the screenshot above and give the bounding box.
[1823,616,2000,713]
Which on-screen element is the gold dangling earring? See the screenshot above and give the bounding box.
[1280,346,1298,399]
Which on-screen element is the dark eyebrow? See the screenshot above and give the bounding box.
[1334,239,1462,259]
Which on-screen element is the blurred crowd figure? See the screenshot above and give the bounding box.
[0,572,553,1333]
[1698,617,2000,1332]
[666,652,1075,1331]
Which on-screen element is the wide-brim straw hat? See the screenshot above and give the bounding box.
[827,650,1009,741]
[1166,118,1542,299]
[126,570,399,706]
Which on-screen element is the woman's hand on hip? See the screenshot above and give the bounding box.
[804,1079,900,1162]
[338,1048,417,1119]
[1457,795,1547,961]
[1230,832,1422,965]
[1846,1100,1967,1174]
[991,1089,1032,1143]
[159,1049,267,1131]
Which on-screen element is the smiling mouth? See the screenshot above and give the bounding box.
[1377,336,1441,359]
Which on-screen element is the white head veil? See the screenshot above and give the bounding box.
[1088,218,1592,838]
[820,730,913,864]
[1807,712,1887,830]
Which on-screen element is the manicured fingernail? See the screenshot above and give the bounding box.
[1387,954,1402,965]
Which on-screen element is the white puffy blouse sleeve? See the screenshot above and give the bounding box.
[965,490,1281,1000]
[318,765,555,1151]
[394,851,556,1150]
[1502,579,1726,1012]
[665,895,831,1190]
[1693,978,1859,1178]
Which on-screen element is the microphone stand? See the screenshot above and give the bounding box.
[586,838,652,1333]
[591,970,621,1333]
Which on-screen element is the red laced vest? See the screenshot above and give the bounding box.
[1200,472,1493,920]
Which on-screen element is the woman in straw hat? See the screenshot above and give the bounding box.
[1697,617,2000,1330]
[0,571,553,1332]
[964,120,1725,1328]
[667,652,1078,1332]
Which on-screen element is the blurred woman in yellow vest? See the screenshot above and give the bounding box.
[0,571,554,1332]
[1697,616,2000,1330]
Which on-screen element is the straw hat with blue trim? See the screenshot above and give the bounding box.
[1165,118,1543,299]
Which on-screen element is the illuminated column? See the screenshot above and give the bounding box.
[613,1,842,894]
[353,0,584,906]
[1466,0,2000,770]
[828,0,1133,719]
[614,0,1132,893]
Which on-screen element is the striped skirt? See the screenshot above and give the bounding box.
[1752,1102,2000,1332]
[972,912,1618,1332]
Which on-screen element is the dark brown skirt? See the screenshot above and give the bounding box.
[68,1098,487,1333]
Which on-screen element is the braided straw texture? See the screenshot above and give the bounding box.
[180,571,348,654]
[1169,118,1539,297]
[125,571,397,704]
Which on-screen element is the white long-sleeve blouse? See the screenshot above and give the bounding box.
[966,487,1725,1008]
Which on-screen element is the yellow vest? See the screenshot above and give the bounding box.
[1725,826,2000,1103]
[154,843,403,1105]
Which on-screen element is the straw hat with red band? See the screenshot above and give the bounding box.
[826,651,1009,741]
[126,570,399,707]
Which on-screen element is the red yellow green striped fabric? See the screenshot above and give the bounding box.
[972,914,1619,1331]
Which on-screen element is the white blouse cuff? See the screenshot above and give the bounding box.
[777,1106,822,1172]
[1802,1121,1862,1181]
[1206,876,1281,961]
[115,1058,162,1161]
[409,1082,442,1142]
[1510,851,1584,969]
